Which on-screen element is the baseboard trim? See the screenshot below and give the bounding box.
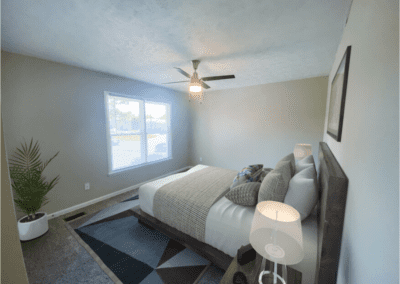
[47,166,192,220]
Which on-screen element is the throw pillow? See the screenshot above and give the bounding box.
[284,167,318,220]
[225,182,261,206]
[273,161,292,187]
[258,171,289,203]
[259,168,273,182]
[230,164,263,189]
[277,153,295,177]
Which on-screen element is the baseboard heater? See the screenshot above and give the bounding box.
[63,212,86,222]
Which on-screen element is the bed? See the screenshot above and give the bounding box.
[134,142,348,284]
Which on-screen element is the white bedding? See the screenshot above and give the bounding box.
[139,165,317,284]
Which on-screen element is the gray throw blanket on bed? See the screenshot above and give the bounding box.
[153,166,237,242]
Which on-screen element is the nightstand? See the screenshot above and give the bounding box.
[220,252,302,284]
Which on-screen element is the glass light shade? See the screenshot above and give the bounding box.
[188,89,204,103]
[293,144,312,161]
[249,201,304,265]
[190,85,202,92]
[188,79,203,103]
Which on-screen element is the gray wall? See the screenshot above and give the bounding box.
[1,121,29,283]
[1,37,30,281]
[189,76,328,171]
[2,51,191,218]
[322,0,399,283]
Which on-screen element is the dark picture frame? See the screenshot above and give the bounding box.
[327,46,351,142]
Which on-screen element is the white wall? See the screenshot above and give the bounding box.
[322,0,399,282]
[189,76,328,171]
[2,51,191,218]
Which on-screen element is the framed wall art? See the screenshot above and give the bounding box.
[327,45,351,142]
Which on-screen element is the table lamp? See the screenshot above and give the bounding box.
[293,144,312,161]
[249,201,304,284]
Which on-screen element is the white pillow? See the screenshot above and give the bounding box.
[296,164,316,179]
[284,166,317,220]
[298,155,314,164]
[295,155,315,174]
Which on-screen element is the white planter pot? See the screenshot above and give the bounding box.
[18,212,49,241]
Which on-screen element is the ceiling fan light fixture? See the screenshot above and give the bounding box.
[189,77,203,103]
[189,73,202,92]
[189,91,204,104]
[164,60,234,104]
[189,84,202,93]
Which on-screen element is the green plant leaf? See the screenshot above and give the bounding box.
[40,151,59,171]
[9,138,60,215]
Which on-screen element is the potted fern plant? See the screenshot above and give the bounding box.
[9,138,60,241]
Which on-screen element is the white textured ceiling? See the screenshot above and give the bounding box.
[2,0,352,92]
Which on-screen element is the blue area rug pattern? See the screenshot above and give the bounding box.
[74,195,225,283]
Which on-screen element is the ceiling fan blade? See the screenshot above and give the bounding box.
[174,67,191,78]
[162,80,190,84]
[201,81,211,89]
[201,75,235,81]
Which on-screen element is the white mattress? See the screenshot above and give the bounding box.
[139,165,317,284]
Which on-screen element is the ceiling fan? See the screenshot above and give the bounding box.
[163,60,235,98]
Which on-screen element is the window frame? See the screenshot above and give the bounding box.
[104,91,172,175]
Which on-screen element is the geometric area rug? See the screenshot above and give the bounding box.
[66,195,225,284]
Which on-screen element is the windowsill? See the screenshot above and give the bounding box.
[107,157,173,176]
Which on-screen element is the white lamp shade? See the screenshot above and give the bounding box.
[249,201,304,265]
[294,144,312,161]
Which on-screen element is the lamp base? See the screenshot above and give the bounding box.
[258,271,286,284]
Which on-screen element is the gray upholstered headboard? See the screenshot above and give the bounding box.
[315,142,349,284]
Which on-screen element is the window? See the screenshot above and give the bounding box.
[105,92,171,174]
